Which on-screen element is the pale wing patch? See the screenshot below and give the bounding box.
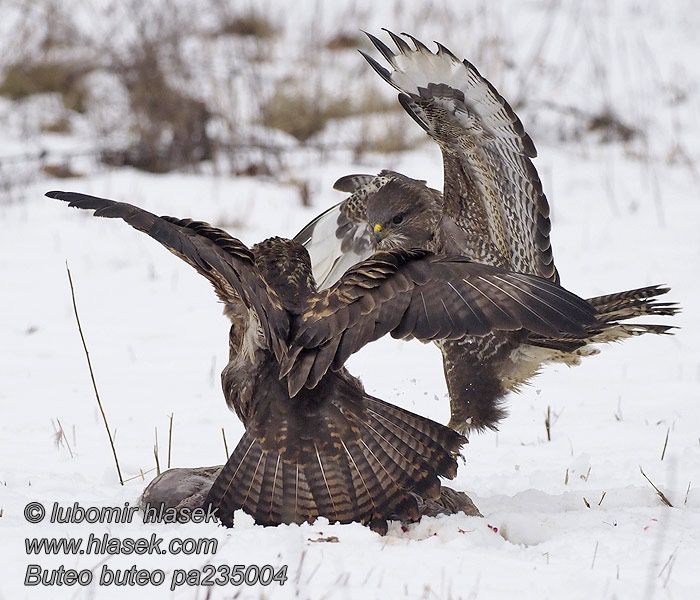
[294,202,373,289]
[362,31,558,283]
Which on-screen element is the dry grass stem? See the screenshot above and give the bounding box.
[167,412,174,469]
[55,418,74,458]
[639,467,674,507]
[66,263,123,485]
[660,427,670,461]
[123,467,157,483]
[614,398,623,421]
[222,427,229,459]
[154,427,161,476]
[591,540,599,569]
[581,466,592,482]
[658,549,677,587]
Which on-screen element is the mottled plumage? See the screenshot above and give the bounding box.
[49,189,598,527]
[295,32,679,434]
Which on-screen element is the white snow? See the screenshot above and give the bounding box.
[1,1,699,599]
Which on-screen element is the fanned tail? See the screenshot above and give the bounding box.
[526,284,679,352]
[583,284,679,341]
[204,388,465,529]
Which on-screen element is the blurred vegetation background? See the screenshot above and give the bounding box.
[0,0,695,205]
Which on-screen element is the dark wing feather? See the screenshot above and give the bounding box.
[284,249,596,396]
[333,174,376,193]
[362,31,559,283]
[47,190,290,359]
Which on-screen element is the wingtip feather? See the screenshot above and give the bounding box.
[358,50,393,84]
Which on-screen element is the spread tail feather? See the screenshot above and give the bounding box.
[580,284,679,345]
[527,284,679,351]
[585,284,679,342]
[204,394,465,527]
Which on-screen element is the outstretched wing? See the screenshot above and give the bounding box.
[282,249,595,396]
[293,174,387,290]
[361,30,558,283]
[47,190,290,360]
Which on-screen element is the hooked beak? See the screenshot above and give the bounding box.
[373,223,387,243]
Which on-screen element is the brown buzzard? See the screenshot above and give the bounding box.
[295,32,678,434]
[48,190,598,528]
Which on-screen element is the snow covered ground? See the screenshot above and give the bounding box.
[1,1,699,599]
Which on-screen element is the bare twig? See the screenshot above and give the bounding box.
[66,263,123,485]
[684,482,691,506]
[598,491,607,506]
[545,405,551,442]
[640,467,673,507]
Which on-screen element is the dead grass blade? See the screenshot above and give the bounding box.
[66,262,123,485]
[639,467,673,507]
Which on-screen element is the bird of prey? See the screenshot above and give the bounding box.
[48,190,599,529]
[295,31,678,435]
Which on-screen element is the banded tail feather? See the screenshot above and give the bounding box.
[204,393,465,528]
[579,285,678,345]
[587,284,678,325]
[526,284,679,351]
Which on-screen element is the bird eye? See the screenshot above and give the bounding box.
[392,214,404,225]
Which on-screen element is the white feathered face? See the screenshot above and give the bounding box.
[366,178,441,251]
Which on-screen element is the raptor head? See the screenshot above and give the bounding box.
[365,173,442,251]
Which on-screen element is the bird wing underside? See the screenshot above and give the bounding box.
[293,186,374,290]
[362,30,558,283]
